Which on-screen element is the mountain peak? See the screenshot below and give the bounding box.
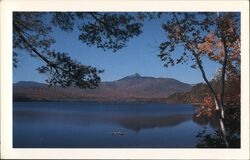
[118,73,142,81]
[127,73,141,78]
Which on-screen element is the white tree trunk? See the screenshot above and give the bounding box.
[219,118,229,147]
[214,99,219,111]
[215,98,229,147]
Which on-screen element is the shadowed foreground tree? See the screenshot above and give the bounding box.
[158,12,240,147]
[192,66,240,147]
[13,12,143,88]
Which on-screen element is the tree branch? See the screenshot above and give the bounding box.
[172,13,229,148]
[90,13,112,29]
[172,13,220,105]
[13,22,67,73]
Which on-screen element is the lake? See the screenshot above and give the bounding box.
[13,102,215,148]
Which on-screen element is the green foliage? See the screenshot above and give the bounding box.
[196,105,240,148]
[37,51,103,89]
[196,128,228,148]
[79,13,142,52]
[13,12,143,88]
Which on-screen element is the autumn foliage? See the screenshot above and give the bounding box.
[159,12,240,147]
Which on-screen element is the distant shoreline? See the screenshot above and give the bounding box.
[13,99,202,106]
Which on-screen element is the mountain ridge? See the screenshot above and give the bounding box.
[14,74,192,103]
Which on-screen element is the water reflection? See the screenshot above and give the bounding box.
[15,110,192,132]
[115,114,191,132]
[14,103,219,133]
[13,102,217,148]
[192,113,220,129]
[14,108,220,134]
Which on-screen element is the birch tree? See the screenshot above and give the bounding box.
[159,12,240,147]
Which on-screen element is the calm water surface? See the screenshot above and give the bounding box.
[13,102,215,148]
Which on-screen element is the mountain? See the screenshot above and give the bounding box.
[166,82,218,104]
[14,81,46,87]
[13,73,192,103]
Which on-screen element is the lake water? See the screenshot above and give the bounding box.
[13,102,215,148]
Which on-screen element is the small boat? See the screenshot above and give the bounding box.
[111,131,127,136]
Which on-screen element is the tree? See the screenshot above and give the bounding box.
[194,68,240,147]
[158,12,240,147]
[13,12,143,88]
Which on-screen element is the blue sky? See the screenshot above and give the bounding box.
[13,13,221,84]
